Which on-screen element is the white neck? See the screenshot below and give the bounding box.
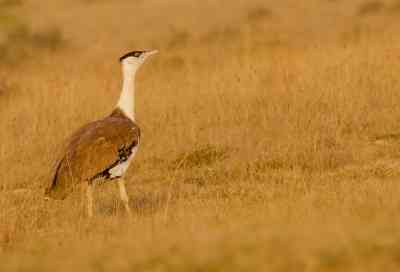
[117,64,138,121]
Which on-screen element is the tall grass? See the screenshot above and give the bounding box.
[2,0,400,271]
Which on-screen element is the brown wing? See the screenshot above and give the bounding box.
[45,115,140,199]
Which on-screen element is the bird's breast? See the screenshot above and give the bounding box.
[109,144,139,178]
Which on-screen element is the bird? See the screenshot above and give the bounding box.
[45,49,158,217]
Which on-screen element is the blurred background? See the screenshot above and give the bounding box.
[3,0,400,271]
[3,0,400,184]
[2,0,400,65]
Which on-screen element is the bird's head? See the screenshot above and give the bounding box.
[119,50,158,75]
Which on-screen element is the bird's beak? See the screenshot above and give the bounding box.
[145,49,159,56]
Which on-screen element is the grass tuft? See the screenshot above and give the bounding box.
[357,1,385,16]
[246,7,273,22]
[171,146,230,170]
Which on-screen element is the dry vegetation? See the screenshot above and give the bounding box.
[2,0,400,271]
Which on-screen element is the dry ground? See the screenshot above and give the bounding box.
[2,0,400,271]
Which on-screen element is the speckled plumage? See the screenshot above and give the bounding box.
[45,108,140,200]
[45,50,157,217]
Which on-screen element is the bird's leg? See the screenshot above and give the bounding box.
[117,178,132,216]
[86,181,94,218]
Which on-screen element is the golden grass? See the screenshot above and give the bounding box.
[2,0,400,270]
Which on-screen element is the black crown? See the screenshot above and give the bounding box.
[119,51,146,62]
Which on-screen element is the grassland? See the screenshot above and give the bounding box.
[2,0,400,271]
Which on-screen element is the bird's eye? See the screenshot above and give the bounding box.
[134,52,142,57]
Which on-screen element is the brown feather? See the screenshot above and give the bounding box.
[45,108,140,199]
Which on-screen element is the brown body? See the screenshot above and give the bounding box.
[46,108,140,200]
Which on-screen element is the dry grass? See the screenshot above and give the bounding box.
[2,0,400,271]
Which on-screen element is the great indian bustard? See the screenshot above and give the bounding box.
[45,50,158,217]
